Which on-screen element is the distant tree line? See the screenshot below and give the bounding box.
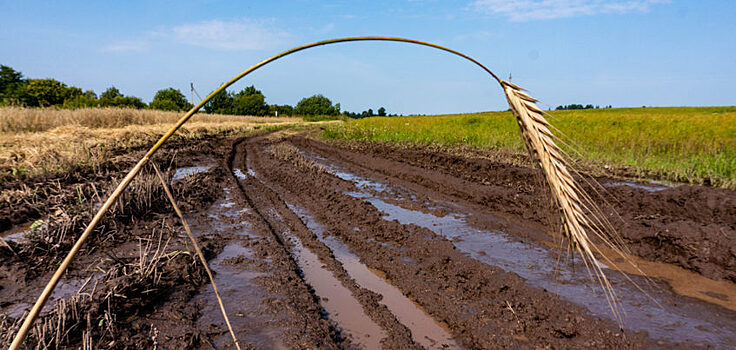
[342,106,401,119]
[1,64,397,118]
[555,104,612,110]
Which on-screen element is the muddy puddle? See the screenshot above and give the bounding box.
[171,163,215,182]
[2,275,98,319]
[603,181,673,192]
[312,156,736,347]
[191,186,286,349]
[0,222,32,243]
[0,220,49,243]
[278,218,387,348]
[287,202,460,349]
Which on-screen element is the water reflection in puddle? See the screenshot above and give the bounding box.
[3,276,98,319]
[1,221,34,243]
[280,227,387,348]
[233,168,247,180]
[317,157,736,347]
[172,163,214,181]
[603,181,672,192]
[194,186,284,349]
[287,202,460,349]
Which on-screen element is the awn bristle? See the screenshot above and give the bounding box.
[502,80,626,324]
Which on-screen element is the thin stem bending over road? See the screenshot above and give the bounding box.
[9,36,624,348]
[151,163,242,350]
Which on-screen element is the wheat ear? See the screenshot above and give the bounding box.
[501,80,624,324]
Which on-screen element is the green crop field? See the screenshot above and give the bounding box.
[323,106,736,189]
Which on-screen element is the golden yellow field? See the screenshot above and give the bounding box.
[0,107,303,181]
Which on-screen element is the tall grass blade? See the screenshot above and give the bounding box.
[151,163,242,350]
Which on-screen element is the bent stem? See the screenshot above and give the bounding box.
[151,163,242,350]
[9,36,624,348]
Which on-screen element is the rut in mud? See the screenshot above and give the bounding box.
[2,131,735,349]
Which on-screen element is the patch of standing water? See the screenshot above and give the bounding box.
[302,152,391,194]
[233,168,247,180]
[280,226,387,348]
[1,221,33,243]
[3,276,99,319]
[603,181,673,192]
[171,163,214,182]
[321,159,736,347]
[287,202,460,349]
[194,186,284,349]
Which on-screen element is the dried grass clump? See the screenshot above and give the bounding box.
[270,142,326,173]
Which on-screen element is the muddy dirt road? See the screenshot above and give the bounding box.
[2,131,735,349]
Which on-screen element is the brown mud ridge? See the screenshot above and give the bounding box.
[2,131,735,349]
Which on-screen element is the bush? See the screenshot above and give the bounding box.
[62,94,99,109]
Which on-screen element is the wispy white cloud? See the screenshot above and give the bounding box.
[470,0,670,21]
[101,40,151,53]
[170,19,290,50]
[102,19,290,53]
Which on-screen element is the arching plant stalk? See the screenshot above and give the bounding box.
[9,36,627,348]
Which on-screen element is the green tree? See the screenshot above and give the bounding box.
[115,96,146,109]
[204,88,234,114]
[231,85,268,116]
[377,107,386,116]
[62,90,99,109]
[99,87,146,109]
[100,86,122,100]
[0,65,24,102]
[150,87,192,111]
[294,94,340,116]
[63,95,99,109]
[23,79,69,106]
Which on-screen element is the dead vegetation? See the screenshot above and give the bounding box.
[0,160,223,279]
[0,107,302,183]
[269,142,325,174]
[0,106,298,133]
[1,230,207,349]
[0,160,225,348]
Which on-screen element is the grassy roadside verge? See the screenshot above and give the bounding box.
[322,107,736,189]
[0,107,310,183]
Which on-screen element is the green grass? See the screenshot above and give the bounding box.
[323,107,736,188]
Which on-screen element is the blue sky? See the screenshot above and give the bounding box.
[1,1,734,114]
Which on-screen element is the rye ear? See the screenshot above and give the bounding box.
[502,80,624,323]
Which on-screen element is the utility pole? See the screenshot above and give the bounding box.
[190,83,195,104]
[190,83,203,105]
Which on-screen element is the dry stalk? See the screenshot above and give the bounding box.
[151,162,242,350]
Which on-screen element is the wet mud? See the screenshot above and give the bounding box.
[2,131,735,349]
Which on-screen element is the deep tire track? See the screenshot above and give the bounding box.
[241,133,655,349]
[224,137,346,349]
